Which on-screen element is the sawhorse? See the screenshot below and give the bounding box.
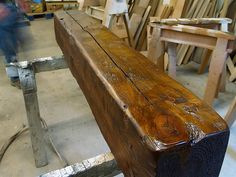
[14,56,68,167]
[14,56,122,175]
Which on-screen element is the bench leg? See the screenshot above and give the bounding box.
[204,38,228,105]
[167,42,177,79]
[18,67,48,168]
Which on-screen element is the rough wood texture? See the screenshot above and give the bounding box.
[39,153,121,177]
[150,17,232,26]
[18,67,48,168]
[54,10,230,177]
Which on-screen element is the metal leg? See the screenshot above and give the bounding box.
[18,66,48,168]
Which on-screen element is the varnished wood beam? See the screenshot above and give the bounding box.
[54,10,229,177]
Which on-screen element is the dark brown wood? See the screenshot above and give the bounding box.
[54,10,230,177]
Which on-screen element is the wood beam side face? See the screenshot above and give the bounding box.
[54,11,229,177]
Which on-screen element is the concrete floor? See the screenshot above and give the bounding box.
[0,18,235,177]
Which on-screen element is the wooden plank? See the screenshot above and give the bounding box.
[136,0,160,50]
[39,153,121,177]
[134,6,151,48]
[167,42,177,78]
[171,0,185,18]
[147,27,165,67]
[129,0,150,38]
[55,11,229,177]
[150,18,232,26]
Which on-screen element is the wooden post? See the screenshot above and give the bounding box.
[18,66,48,168]
[147,26,165,70]
[204,38,228,105]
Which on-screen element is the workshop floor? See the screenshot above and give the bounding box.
[0,19,235,177]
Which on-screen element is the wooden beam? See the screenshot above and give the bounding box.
[39,153,121,177]
[54,11,229,177]
[15,56,67,73]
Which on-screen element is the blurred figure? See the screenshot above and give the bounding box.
[0,0,21,88]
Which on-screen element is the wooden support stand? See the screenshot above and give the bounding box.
[147,22,235,105]
[15,56,68,167]
[55,11,230,177]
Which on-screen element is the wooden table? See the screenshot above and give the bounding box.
[148,22,236,105]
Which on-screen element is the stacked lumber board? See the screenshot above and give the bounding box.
[130,0,172,50]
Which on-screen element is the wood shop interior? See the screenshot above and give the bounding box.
[0,0,236,176]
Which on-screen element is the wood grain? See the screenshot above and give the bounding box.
[54,10,229,177]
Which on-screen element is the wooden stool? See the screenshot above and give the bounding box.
[147,23,236,105]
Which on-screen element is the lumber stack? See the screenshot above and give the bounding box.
[55,10,230,177]
[130,0,172,50]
